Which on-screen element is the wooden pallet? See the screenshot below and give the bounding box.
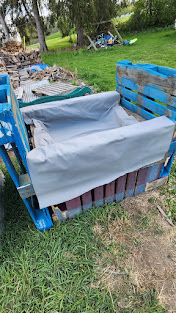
[51,160,170,222]
[32,81,78,97]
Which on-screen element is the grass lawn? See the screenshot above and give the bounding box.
[1,159,173,313]
[42,29,176,92]
[1,28,176,312]
[28,31,77,51]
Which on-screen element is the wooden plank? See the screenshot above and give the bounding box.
[117,76,176,109]
[116,63,176,96]
[111,20,123,42]
[116,174,127,202]
[105,180,115,204]
[32,81,77,97]
[159,150,175,178]
[147,163,163,182]
[53,206,82,221]
[82,190,92,210]
[143,85,176,109]
[135,167,150,195]
[145,176,168,191]
[84,32,98,51]
[121,97,155,120]
[66,196,82,211]
[125,171,138,198]
[118,85,176,120]
[94,186,104,207]
[17,173,35,199]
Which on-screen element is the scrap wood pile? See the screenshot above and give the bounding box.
[28,64,76,82]
[0,40,76,88]
[0,41,42,88]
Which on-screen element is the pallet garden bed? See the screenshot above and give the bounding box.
[0,61,175,230]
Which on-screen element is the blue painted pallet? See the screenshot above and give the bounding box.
[116,60,176,179]
[0,74,53,231]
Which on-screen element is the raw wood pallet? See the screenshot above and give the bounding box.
[32,81,78,97]
[15,80,49,102]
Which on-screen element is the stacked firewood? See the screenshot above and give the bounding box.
[0,40,76,88]
[0,57,7,74]
[0,41,42,88]
[1,50,42,69]
[0,40,24,54]
[1,51,42,88]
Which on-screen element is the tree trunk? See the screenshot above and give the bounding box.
[0,10,10,42]
[77,24,84,46]
[32,0,48,52]
[148,0,152,16]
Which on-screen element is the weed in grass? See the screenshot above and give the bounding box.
[148,197,155,204]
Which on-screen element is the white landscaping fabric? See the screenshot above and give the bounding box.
[21,91,175,209]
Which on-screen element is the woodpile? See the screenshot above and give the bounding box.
[1,50,42,88]
[1,50,41,69]
[28,65,76,82]
[0,57,7,74]
[0,40,42,88]
[0,40,76,88]
[0,40,24,54]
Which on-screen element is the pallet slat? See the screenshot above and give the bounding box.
[116,174,127,202]
[118,85,176,120]
[66,196,82,211]
[121,97,155,120]
[116,62,176,96]
[82,191,92,210]
[94,186,104,207]
[105,181,115,204]
[135,167,150,195]
[125,171,138,198]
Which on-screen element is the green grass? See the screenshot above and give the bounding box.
[46,34,77,51]
[42,29,176,92]
[160,160,176,221]
[113,15,131,25]
[0,161,167,313]
[28,32,77,51]
[45,31,62,41]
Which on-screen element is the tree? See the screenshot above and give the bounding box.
[49,0,117,46]
[121,0,176,32]
[0,4,10,42]
[32,0,48,52]
[5,0,48,52]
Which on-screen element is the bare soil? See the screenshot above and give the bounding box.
[93,189,176,312]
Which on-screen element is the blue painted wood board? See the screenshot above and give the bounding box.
[118,85,176,120]
[121,97,155,120]
[116,61,176,96]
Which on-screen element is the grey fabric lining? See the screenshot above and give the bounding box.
[21,91,175,209]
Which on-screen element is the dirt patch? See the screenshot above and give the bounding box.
[127,229,176,313]
[93,189,176,312]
